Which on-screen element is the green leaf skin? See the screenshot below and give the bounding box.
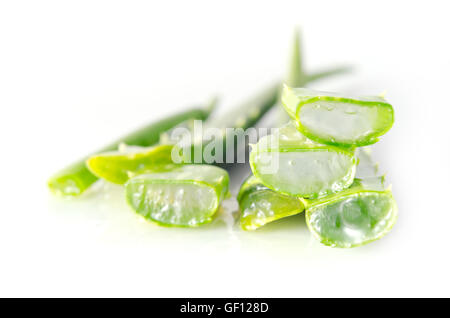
[86,144,176,184]
[286,28,304,87]
[281,86,394,147]
[207,85,280,133]
[249,122,357,199]
[175,84,280,165]
[48,105,215,196]
[125,165,229,227]
[305,179,397,248]
[237,176,304,231]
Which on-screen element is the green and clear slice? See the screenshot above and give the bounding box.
[282,86,394,147]
[305,179,397,248]
[237,176,304,231]
[250,122,356,198]
[125,165,229,227]
[305,149,397,248]
[86,144,175,184]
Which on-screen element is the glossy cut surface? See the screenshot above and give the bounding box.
[306,181,397,248]
[86,144,175,184]
[305,149,398,248]
[282,86,394,146]
[250,122,356,198]
[125,165,229,227]
[238,176,304,231]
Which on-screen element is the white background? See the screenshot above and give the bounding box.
[1,0,449,297]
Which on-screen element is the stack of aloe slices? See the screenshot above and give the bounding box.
[48,30,396,247]
[48,31,353,229]
[241,85,397,248]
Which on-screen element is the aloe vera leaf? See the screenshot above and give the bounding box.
[125,165,229,227]
[176,29,301,164]
[281,86,394,147]
[86,144,176,184]
[276,29,304,125]
[237,175,304,231]
[180,84,281,165]
[249,122,357,198]
[48,103,216,196]
[305,150,397,248]
[286,30,351,87]
[286,28,304,87]
[88,84,280,183]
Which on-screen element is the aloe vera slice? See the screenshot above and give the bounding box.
[86,144,175,184]
[125,165,229,227]
[249,122,356,198]
[237,176,304,231]
[305,178,397,248]
[305,149,397,248]
[281,86,394,147]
